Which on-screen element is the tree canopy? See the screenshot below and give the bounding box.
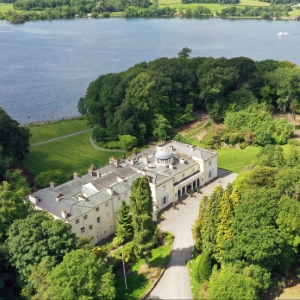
[47,249,115,300]
[7,212,76,280]
[130,176,157,266]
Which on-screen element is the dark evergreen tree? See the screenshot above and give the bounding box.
[115,200,133,246]
[196,251,212,283]
[130,176,157,267]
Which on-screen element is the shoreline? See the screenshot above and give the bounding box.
[21,114,82,127]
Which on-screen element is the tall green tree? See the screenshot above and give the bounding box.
[178,47,192,58]
[7,212,76,281]
[0,180,31,241]
[47,249,115,300]
[196,251,212,283]
[153,114,174,141]
[192,195,209,251]
[130,176,157,267]
[201,186,224,258]
[115,200,133,246]
[208,266,259,300]
[0,107,30,163]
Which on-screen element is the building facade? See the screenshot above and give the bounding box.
[28,141,218,245]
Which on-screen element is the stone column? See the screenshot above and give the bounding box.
[191,182,194,191]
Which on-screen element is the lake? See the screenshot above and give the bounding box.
[0,17,299,124]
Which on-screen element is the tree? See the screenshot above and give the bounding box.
[196,251,212,283]
[192,195,209,251]
[153,114,174,141]
[35,169,68,189]
[7,212,76,280]
[290,99,299,129]
[178,47,192,58]
[130,176,157,267]
[208,266,259,300]
[216,187,240,260]
[201,186,224,258]
[92,125,106,142]
[115,200,133,246]
[47,249,115,300]
[119,135,138,150]
[0,180,31,241]
[0,146,12,181]
[0,107,30,163]
[77,97,87,115]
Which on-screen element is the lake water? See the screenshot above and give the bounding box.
[0,18,299,124]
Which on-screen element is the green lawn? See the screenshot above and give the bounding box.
[0,3,14,12]
[28,117,91,144]
[115,235,173,299]
[216,146,261,174]
[187,247,200,299]
[23,131,124,176]
[159,0,269,13]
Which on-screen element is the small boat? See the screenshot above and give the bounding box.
[278,31,288,36]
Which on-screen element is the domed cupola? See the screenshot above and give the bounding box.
[155,147,173,165]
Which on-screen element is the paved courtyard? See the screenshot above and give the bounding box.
[148,169,238,300]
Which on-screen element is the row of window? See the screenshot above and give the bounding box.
[75,211,112,226]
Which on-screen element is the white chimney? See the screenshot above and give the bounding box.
[180,156,185,164]
[50,181,55,188]
[56,193,64,202]
[29,194,38,204]
[170,145,174,152]
[73,172,78,179]
[88,168,93,175]
[107,187,113,196]
[78,193,86,201]
[97,170,101,178]
[130,158,136,166]
[117,176,124,182]
[142,154,148,165]
[91,164,95,171]
[61,210,67,219]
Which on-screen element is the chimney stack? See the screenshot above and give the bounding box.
[56,193,64,202]
[142,154,148,165]
[29,194,38,204]
[50,181,55,188]
[107,187,113,196]
[96,170,101,178]
[88,168,93,175]
[109,157,119,167]
[117,175,124,182]
[61,210,67,219]
[73,172,78,179]
[180,156,185,164]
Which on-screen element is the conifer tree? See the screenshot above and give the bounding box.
[130,176,157,267]
[196,251,212,283]
[115,200,133,246]
[192,196,209,251]
[216,186,240,261]
[201,186,224,258]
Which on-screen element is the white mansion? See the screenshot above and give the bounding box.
[28,141,218,245]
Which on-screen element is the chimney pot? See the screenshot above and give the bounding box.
[50,181,55,188]
[73,172,78,179]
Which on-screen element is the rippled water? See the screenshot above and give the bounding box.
[0,18,299,124]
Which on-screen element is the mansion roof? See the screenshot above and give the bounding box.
[27,141,217,220]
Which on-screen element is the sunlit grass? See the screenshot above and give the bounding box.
[28,116,91,144]
[24,131,124,176]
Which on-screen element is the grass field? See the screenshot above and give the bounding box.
[23,131,124,176]
[0,3,14,12]
[159,0,269,13]
[216,146,261,173]
[28,117,91,144]
[115,235,173,299]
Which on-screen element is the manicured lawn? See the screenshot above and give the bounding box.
[28,117,91,144]
[159,0,269,13]
[216,146,261,173]
[23,131,124,176]
[0,3,14,12]
[115,235,173,299]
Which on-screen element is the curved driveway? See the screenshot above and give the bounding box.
[148,169,238,300]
